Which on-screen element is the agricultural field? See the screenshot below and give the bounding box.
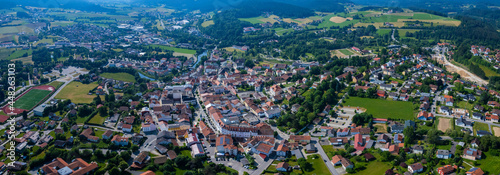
[55,82,100,104]
[343,97,415,120]
[5,49,32,60]
[222,47,245,53]
[147,44,196,55]
[376,29,392,35]
[13,89,52,110]
[34,38,54,46]
[239,15,279,24]
[201,20,214,27]
[100,72,136,83]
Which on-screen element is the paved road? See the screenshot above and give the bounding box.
[312,137,337,175]
[391,29,399,43]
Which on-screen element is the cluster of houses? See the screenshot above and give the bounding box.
[470,45,500,69]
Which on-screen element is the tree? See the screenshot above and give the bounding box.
[109,167,120,174]
[404,126,415,147]
[426,129,440,144]
[93,95,102,105]
[119,161,129,171]
[298,158,312,171]
[244,59,255,68]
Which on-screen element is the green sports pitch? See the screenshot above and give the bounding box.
[13,89,52,110]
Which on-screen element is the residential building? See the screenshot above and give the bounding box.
[436,149,452,159]
[408,163,424,174]
[462,148,482,160]
[40,158,98,175]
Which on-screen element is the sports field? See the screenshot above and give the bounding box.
[13,89,52,110]
[55,82,99,104]
[343,97,414,120]
[100,72,136,83]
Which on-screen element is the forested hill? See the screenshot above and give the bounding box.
[272,0,349,13]
[136,0,346,15]
[233,1,314,18]
[0,0,114,12]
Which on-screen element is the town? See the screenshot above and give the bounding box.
[1,1,500,175]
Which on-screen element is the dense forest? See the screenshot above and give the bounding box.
[235,1,314,18]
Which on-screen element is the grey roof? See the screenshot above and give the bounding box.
[477,130,492,136]
[365,140,374,149]
[437,149,450,156]
[158,131,176,139]
[306,144,317,151]
[405,120,416,128]
[456,117,473,127]
[391,124,404,132]
[293,149,304,159]
[240,158,249,165]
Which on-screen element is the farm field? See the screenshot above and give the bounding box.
[34,38,54,46]
[437,117,451,132]
[13,89,52,110]
[6,49,32,60]
[147,44,196,55]
[201,20,214,27]
[55,82,99,104]
[100,72,136,83]
[239,15,279,24]
[343,97,415,120]
[377,29,392,35]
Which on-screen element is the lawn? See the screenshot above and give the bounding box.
[373,123,387,133]
[239,16,265,24]
[180,150,191,158]
[305,155,329,175]
[100,72,136,83]
[350,160,392,175]
[473,122,490,135]
[13,89,52,110]
[466,151,500,174]
[343,97,415,120]
[339,49,354,55]
[201,20,214,27]
[476,63,500,77]
[377,29,392,35]
[148,44,196,55]
[55,81,99,104]
[6,49,31,60]
[321,145,336,154]
[88,113,107,125]
[46,81,64,89]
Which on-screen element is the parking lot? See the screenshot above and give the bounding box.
[327,107,359,129]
